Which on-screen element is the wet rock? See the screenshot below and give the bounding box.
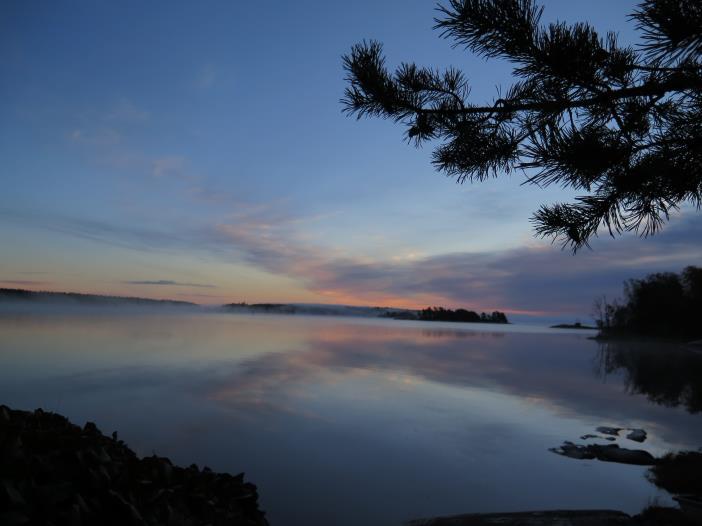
[550,441,656,465]
[550,442,596,460]
[579,433,617,441]
[595,444,656,465]
[596,426,622,436]
[626,429,647,442]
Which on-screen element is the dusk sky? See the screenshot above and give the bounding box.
[2,1,700,320]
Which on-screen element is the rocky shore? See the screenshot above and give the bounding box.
[0,405,269,526]
[3,405,699,526]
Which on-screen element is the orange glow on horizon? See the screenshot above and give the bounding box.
[1,280,558,318]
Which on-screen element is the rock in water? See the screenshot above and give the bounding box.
[593,444,656,465]
[626,429,647,442]
[550,441,656,465]
[549,442,596,460]
[596,426,622,436]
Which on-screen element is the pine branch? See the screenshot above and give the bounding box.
[342,0,702,251]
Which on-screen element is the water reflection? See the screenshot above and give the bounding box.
[0,313,700,525]
[597,341,702,414]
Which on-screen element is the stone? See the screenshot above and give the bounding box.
[626,429,647,443]
[550,441,656,466]
[0,404,269,526]
[596,426,622,436]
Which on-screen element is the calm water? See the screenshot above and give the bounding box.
[1,311,701,525]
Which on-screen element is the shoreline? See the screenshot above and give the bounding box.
[2,404,697,525]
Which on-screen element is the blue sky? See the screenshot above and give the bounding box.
[1,1,699,319]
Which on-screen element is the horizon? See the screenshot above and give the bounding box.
[2,0,701,319]
[0,286,572,325]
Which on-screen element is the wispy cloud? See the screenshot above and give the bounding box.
[106,98,150,123]
[151,156,189,179]
[68,127,121,146]
[0,208,202,254]
[4,203,699,316]
[123,280,216,288]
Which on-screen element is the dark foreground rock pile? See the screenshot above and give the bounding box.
[0,405,269,526]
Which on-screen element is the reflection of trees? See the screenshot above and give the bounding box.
[597,342,702,414]
[420,329,505,339]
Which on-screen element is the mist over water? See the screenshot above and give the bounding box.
[1,310,700,526]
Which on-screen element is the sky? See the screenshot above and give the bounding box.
[1,0,700,320]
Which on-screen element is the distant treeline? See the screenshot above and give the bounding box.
[595,266,701,341]
[0,288,196,307]
[383,307,509,324]
[418,307,509,324]
[225,302,298,314]
[222,302,418,318]
[381,307,509,323]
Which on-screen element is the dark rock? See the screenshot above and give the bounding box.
[550,442,596,460]
[0,511,31,526]
[596,426,622,436]
[1,480,26,507]
[595,444,656,465]
[0,405,269,526]
[673,495,702,523]
[648,451,702,495]
[550,441,656,465]
[626,429,647,443]
[407,509,632,525]
[83,422,100,436]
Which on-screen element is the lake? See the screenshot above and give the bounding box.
[1,311,700,525]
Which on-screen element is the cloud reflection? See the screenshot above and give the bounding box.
[196,324,702,447]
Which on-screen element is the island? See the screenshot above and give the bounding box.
[383,306,509,324]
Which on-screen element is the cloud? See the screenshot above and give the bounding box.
[123,280,216,288]
[0,208,203,254]
[5,203,700,317]
[213,211,702,315]
[68,127,121,146]
[151,156,188,179]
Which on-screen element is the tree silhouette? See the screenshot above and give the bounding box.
[342,0,702,250]
[594,266,702,339]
